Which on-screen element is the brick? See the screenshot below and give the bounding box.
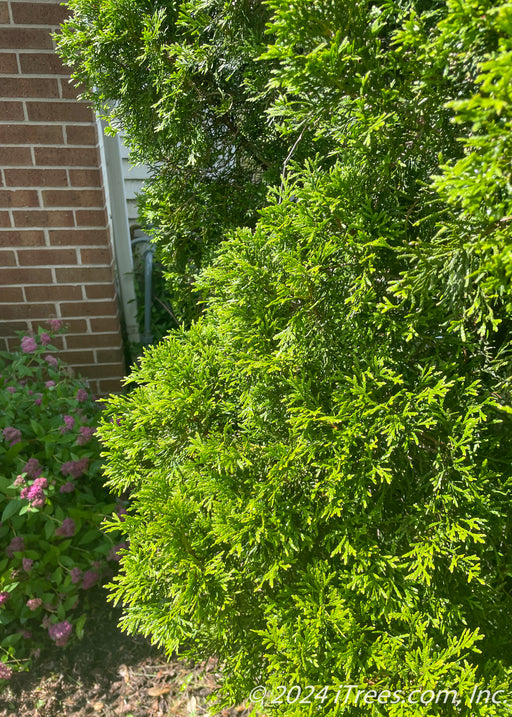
[96,347,124,364]
[0,125,63,144]
[0,190,39,208]
[76,363,124,379]
[89,317,120,333]
[17,248,77,265]
[60,78,87,100]
[0,322,28,337]
[65,125,97,146]
[0,267,52,284]
[0,3,9,23]
[80,248,111,265]
[51,319,87,337]
[25,284,83,302]
[60,299,118,318]
[0,102,24,121]
[97,377,123,395]
[59,348,96,365]
[13,210,74,227]
[11,3,69,26]
[4,168,67,187]
[0,212,11,227]
[0,286,24,303]
[68,169,102,187]
[35,147,98,167]
[42,189,104,208]
[1,78,58,98]
[0,28,53,51]
[1,302,55,320]
[85,284,115,300]
[2,147,33,166]
[49,229,110,246]
[27,101,92,123]
[75,210,107,226]
[66,332,121,350]
[0,54,18,74]
[19,52,67,75]
[55,266,112,284]
[0,230,45,247]
[0,250,16,266]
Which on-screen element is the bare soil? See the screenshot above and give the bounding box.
[0,590,255,717]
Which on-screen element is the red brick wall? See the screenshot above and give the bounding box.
[0,0,126,394]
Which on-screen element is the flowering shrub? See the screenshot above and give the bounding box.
[0,325,125,682]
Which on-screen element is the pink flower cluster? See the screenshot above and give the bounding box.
[48,620,72,647]
[76,388,88,402]
[49,319,62,331]
[23,458,42,478]
[60,415,75,434]
[21,335,37,353]
[0,663,12,680]
[27,598,42,611]
[20,477,48,508]
[0,592,9,605]
[3,426,21,446]
[40,333,51,345]
[77,426,95,446]
[55,517,76,538]
[6,536,24,557]
[107,541,128,562]
[81,570,99,590]
[61,457,89,479]
[60,481,75,494]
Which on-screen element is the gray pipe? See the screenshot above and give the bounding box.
[131,235,155,345]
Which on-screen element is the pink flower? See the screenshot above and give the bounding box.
[61,457,89,479]
[27,598,42,611]
[55,518,76,538]
[23,458,42,479]
[40,333,51,345]
[34,396,42,406]
[23,558,34,572]
[3,426,21,446]
[21,336,37,353]
[6,386,15,394]
[45,380,56,388]
[20,477,48,508]
[63,415,75,430]
[21,630,32,639]
[48,620,72,647]
[0,663,12,680]
[49,319,62,331]
[76,388,88,402]
[0,592,9,605]
[107,541,128,562]
[76,426,95,446]
[6,536,25,557]
[60,481,75,494]
[70,567,82,584]
[13,475,26,487]
[45,355,58,368]
[81,570,99,590]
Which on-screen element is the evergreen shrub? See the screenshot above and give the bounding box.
[0,326,124,681]
[63,0,512,713]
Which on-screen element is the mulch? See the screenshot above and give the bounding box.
[0,590,257,717]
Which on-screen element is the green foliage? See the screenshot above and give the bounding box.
[0,327,124,681]
[70,0,512,713]
[57,0,304,325]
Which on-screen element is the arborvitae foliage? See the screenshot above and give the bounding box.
[57,0,313,324]
[95,1,512,713]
